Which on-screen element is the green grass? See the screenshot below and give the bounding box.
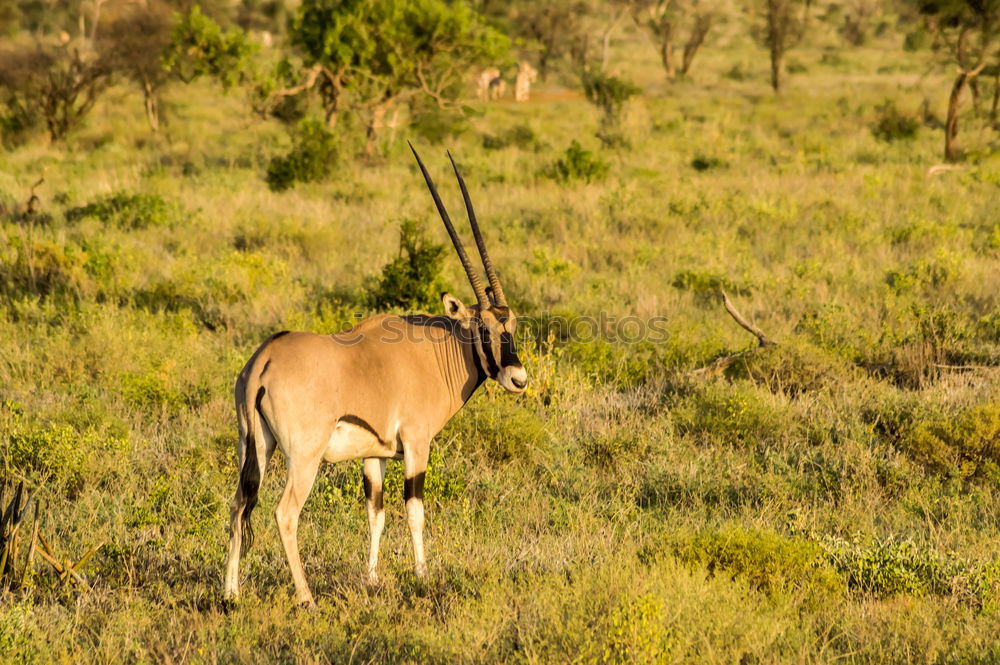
[3,10,1000,664]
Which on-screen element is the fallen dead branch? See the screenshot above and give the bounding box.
[1,479,101,595]
[691,291,776,378]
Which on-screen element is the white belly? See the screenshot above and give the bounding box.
[323,420,400,463]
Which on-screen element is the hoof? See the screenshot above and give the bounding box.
[296,598,318,611]
[366,571,381,587]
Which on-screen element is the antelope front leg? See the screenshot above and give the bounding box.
[362,457,386,585]
[403,442,430,578]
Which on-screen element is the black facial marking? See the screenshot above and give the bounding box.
[499,332,521,368]
[404,472,426,502]
[479,327,501,377]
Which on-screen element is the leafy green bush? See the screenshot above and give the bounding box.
[690,155,726,171]
[673,382,791,448]
[563,339,658,389]
[581,68,640,132]
[725,340,855,396]
[816,534,994,603]
[543,140,609,184]
[671,270,751,305]
[482,124,542,151]
[366,219,446,312]
[445,400,548,466]
[871,100,919,142]
[1,401,129,495]
[410,108,471,145]
[900,400,1000,480]
[598,593,672,665]
[65,192,178,229]
[266,118,339,192]
[674,526,845,600]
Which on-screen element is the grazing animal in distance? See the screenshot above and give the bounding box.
[224,146,529,607]
[514,60,538,102]
[477,67,503,101]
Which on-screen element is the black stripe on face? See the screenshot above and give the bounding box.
[499,332,521,368]
[404,472,425,502]
[479,327,501,377]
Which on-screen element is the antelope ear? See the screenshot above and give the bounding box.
[442,292,472,325]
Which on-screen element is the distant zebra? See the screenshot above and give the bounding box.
[514,61,538,103]
[477,68,505,102]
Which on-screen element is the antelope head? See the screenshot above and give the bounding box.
[409,144,528,394]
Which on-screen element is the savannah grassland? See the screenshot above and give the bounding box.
[3,5,1000,664]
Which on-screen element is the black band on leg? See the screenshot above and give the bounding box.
[363,472,383,511]
[404,472,425,502]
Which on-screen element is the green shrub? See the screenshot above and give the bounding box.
[674,526,845,600]
[725,340,854,396]
[581,69,640,132]
[445,400,548,466]
[671,270,751,305]
[1,403,129,495]
[65,192,177,229]
[690,155,726,172]
[900,400,1000,480]
[366,219,446,312]
[598,593,672,665]
[871,100,919,142]
[673,382,791,448]
[0,234,93,301]
[411,108,471,145]
[482,124,542,151]
[817,534,982,600]
[563,339,658,389]
[543,140,609,184]
[903,29,930,52]
[266,118,339,192]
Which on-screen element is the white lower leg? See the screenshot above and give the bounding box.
[406,497,427,577]
[224,501,242,598]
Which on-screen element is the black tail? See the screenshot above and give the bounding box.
[239,386,266,556]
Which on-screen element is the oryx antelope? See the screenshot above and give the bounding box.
[476,67,505,101]
[224,146,528,607]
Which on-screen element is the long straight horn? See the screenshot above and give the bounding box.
[447,152,507,308]
[409,142,489,309]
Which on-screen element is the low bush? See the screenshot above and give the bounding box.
[445,399,548,466]
[366,219,446,312]
[1,401,129,496]
[482,124,542,151]
[725,340,855,396]
[817,534,1000,608]
[66,192,178,229]
[871,100,920,142]
[673,382,792,449]
[674,526,845,600]
[899,400,1000,480]
[266,118,339,192]
[543,140,609,184]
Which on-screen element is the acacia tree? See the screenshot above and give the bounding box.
[104,4,254,132]
[511,1,589,82]
[758,0,809,92]
[270,0,509,153]
[629,0,714,80]
[0,44,115,142]
[910,0,1000,160]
